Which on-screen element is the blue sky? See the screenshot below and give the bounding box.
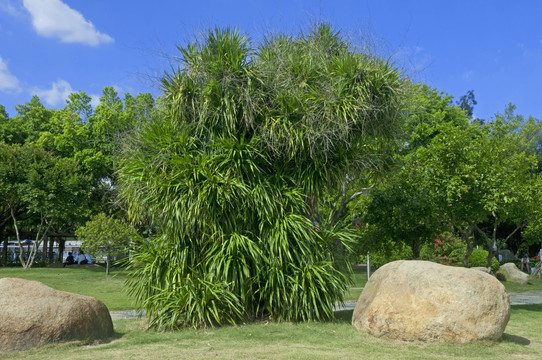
[0,0,541,121]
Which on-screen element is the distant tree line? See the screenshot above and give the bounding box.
[0,87,154,267]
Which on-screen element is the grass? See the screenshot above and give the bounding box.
[2,264,540,309]
[2,304,541,359]
[1,265,542,359]
[344,265,369,301]
[0,266,134,310]
[502,277,542,293]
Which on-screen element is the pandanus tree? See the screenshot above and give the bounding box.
[118,24,405,329]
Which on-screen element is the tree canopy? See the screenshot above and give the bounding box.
[0,87,155,267]
[76,213,140,275]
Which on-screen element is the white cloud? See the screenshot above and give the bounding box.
[22,0,113,46]
[32,79,74,106]
[0,0,22,17]
[89,94,101,109]
[0,56,21,93]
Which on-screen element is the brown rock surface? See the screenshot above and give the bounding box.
[496,263,529,284]
[352,260,510,343]
[0,277,113,352]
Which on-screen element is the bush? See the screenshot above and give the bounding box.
[419,234,465,266]
[469,248,500,273]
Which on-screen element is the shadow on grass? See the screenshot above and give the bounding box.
[334,309,353,323]
[502,334,531,346]
[511,304,542,312]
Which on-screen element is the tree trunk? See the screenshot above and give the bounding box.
[1,233,6,265]
[42,235,48,262]
[460,226,475,267]
[48,237,55,263]
[58,238,65,263]
[106,256,111,276]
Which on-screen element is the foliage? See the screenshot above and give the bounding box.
[419,234,466,266]
[363,165,437,258]
[119,24,406,329]
[0,143,89,267]
[456,89,477,118]
[410,117,537,267]
[401,84,469,153]
[359,242,413,271]
[468,248,500,272]
[0,89,156,266]
[76,213,140,275]
[361,85,468,259]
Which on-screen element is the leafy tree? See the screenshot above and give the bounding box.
[412,121,537,267]
[76,213,139,275]
[360,85,469,261]
[0,143,89,267]
[364,166,438,258]
[118,24,406,328]
[0,105,7,120]
[456,89,477,118]
[402,84,469,153]
[0,89,156,266]
[65,91,93,121]
[13,96,53,144]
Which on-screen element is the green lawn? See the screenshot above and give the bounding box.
[502,277,542,293]
[3,305,541,360]
[2,265,542,359]
[2,265,540,309]
[0,266,134,310]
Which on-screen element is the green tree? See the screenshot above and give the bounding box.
[364,166,437,259]
[412,121,537,267]
[0,143,89,267]
[360,85,469,262]
[118,24,406,328]
[456,89,477,118]
[76,213,139,275]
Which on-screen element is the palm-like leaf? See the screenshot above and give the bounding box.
[119,23,405,329]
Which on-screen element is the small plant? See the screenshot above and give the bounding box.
[76,213,140,275]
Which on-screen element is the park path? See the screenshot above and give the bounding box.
[109,291,542,320]
[332,291,542,312]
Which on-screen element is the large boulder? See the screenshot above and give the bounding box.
[0,278,113,352]
[352,260,510,343]
[496,263,529,284]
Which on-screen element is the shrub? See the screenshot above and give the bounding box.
[119,24,405,328]
[419,234,465,266]
[500,258,521,267]
[469,248,500,273]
